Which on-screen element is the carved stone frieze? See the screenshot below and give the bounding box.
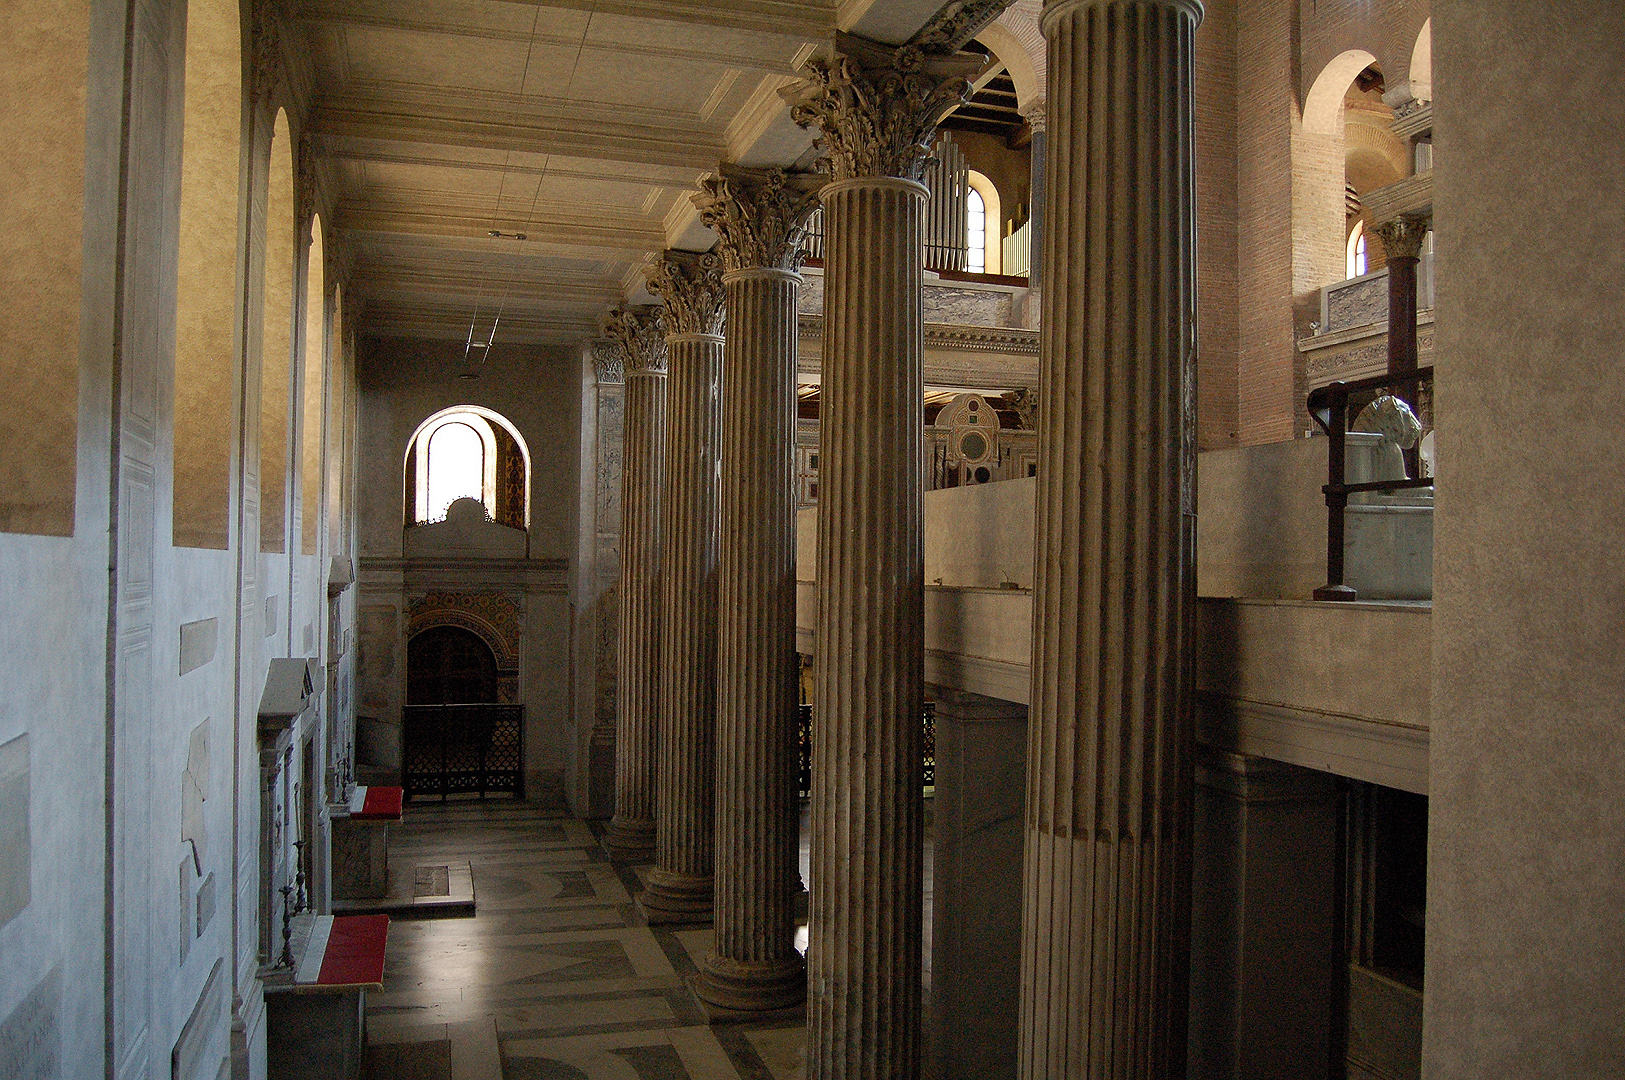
[602,305,667,374]
[780,35,979,183]
[296,130,318,234]
[250,0,282,107]
[796,313,1040,355]
[692,166,824,274]
[909,0,1017,54]
[591,339,625,384]
[645,250,726,336]
[1374,215,1430,260]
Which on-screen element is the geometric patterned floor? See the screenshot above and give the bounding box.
[361,802,810,1080]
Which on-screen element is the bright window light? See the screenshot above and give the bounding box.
[966,188,986,273]
[1347,220,1368,278]
[424,421,484,522]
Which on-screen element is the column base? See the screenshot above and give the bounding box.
[635,867,714,924]
[605,816,656,863]
[693,953,806,1017]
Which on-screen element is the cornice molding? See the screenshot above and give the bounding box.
[336,202,667,254]
[312,90,724,171]
[693,166,824,273]
[908,0,1016,54]
[780,34,979,182]
[797,313,1039,354]
[297,4,818,72]
[645,250,727,336]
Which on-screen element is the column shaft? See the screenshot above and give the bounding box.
[641,330,724,919]
[699,268,806,1008]
[1021,1,1201,1077]
[809,176,928,1079]
[608,362,665,861]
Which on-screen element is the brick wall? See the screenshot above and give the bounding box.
[1235,0,1300,445]
[1196,0,1240,451]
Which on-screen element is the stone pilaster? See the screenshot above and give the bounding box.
[637,250,727,923]
[602,305,666,863]
[1020,2,1202,1078]
[690,166,822,1010]
[783,35,976,1078]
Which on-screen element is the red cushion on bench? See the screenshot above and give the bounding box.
[316,914,389,987]
[354,785,403,820]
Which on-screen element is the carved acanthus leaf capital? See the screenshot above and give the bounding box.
[692,166,824,274]
[1373,215,1430,261]
[590,340,625,384]
[779,35,979,183]
[601,306,667,375]
[1021,101,1048,135]
[644,250,726,336]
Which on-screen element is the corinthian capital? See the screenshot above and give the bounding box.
[645,250,726,336]
[602,305,667,375]
[1373,215,1430,261]
[779,34,980,183]
[692,166,824,274]
[590,340,625,384]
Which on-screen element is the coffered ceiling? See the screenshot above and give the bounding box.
[300,0,960,347]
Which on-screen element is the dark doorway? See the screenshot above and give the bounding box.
[407,626,498,705]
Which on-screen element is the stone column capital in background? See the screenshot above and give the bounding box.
[645,250,726,337]
[1374,215,1430,261]
[602,304,668,375]
[693,166,823,275]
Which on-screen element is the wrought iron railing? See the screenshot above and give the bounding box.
[1307,366,1434,601]
[401,703,525,801]
[796,702,936,798]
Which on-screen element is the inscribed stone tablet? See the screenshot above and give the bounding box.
[0,733,29,927]
[0,967,59,1080]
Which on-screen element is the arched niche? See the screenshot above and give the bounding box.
[261,107,295,553]
[1409,20,1432,103]
[172,0,243,549]
[0,1,89,535]
[301,214,325,555]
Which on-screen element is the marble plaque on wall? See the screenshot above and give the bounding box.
[0,732,29,927]
[0,966,59,1080]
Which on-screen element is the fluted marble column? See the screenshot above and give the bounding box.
[783,36,976,1078]
[1020,2,1202,1078]
[637,250,727,923]
[603,306,667,863]
[604,303,666,857]
[690,166,822,1011]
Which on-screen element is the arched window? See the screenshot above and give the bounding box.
[424,421,488,522]
[405,406,531,527]
[1348,220,1369,278]
[966,187,987,273]
[965,169,1003,275]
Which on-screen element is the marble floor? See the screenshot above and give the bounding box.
[360,800,933,1080]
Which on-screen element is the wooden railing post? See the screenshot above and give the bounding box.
[1314,382,1358,601]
